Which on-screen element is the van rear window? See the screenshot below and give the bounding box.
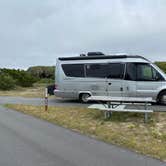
[62,64,85,77]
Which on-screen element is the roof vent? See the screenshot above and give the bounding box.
[87,52,105,56]
[80,54,86,57]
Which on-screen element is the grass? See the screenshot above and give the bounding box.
[5,104,166,161]
[0,83,50,98]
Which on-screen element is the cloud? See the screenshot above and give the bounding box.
[0,0,166,68]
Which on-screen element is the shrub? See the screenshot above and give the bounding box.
[15,70,37,87]
[0,73,16,90]
[0,69,37,87]
[37,78,54,84]
[155,62,166,73]
[27,66,55,79]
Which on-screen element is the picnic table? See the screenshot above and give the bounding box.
[87,96,155,122]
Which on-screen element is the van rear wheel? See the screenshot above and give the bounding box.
[79,93,90,103]
[158,91,166,105]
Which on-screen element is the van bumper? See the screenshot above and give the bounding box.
[54,89,78,99]
[54,90,65,98]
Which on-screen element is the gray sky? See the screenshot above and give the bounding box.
[0,0,166,69]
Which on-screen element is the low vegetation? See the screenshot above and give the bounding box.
[0,83,49,98]
[27,66,55,80]
[0,68,37,90]
[0,72,16,90]
[0,66,55,91]
[5,104,166,161]
[155,62,166,73]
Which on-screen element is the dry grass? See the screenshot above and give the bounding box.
[5,104,166,161]
[0,83,48,98]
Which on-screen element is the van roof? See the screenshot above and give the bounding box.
[58,55,150,62]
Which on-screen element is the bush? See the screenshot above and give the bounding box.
[155,62,166,73]
[15,70,37,87]
[27,66,55,79]
[0,73,16,90]
[0,69,37,88]
[37,78,54,84]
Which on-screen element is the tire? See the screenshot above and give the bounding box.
[79,93,90,103]
[158,91,166,105]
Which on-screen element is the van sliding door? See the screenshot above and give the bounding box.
[85,64,108,96]
[106,63,125,97]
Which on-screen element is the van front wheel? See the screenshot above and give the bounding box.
[79,93,90,103]
[158,91,166,105]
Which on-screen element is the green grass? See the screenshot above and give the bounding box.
[5,104,166,161]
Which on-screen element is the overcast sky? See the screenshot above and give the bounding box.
[0,0,166,69]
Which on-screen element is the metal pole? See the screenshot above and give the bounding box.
[107,101,112,118]
[144,102,148,123]
[45,88,48,111]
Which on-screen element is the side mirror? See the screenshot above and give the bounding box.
[154,73,161,81]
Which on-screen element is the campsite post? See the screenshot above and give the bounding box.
[45,88,48,111]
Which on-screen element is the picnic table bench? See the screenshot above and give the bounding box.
[87,96,155,122]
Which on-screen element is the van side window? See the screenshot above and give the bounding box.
[125,63,137,81]
[152,67,164,81]
[62,64,85,77]
[106,63,124,79]
[86,64,108,78]
[137,64,152,81]
[136,63,164,81]
[86,63,124,79]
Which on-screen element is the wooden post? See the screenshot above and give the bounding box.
[45,88,48,111]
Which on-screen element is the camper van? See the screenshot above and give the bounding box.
[54,52,166,104]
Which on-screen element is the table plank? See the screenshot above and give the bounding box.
[87,96,155,103]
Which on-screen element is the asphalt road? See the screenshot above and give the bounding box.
[0,105,165,166]
[0,96,166,111]
[0,96,85,107]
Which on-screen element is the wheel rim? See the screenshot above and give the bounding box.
[161,95,166,104]
[81,94,90,102]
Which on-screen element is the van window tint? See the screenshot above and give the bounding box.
[86,63,124,79]
[106,63,124,79]
[152,67,164,81]
[125,63,165,81]
[125,63,137,81]
[137,63,164,81]
[62,64,85,77]
[137,64,152,81]
[86,64,108,78]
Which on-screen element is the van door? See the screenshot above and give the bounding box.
[135,63,163,98]
[123,63,137,97]
[106,63,125,97]
[85,63,124,97]
[85,63,108,96]
[106,78,123,97]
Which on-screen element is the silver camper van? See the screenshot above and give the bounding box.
[54,52,166,104]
